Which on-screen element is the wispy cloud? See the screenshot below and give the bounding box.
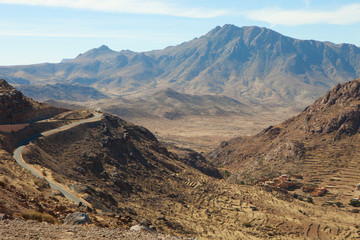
[0,30,128,38]
[246,3,360,26]
[0,0,227,18]
[303,0,312,8]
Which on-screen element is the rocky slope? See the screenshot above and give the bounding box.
[209,78,360,202]
[1,25,360,109]
[0,79,64,124]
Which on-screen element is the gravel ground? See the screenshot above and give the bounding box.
[0,220,196,240]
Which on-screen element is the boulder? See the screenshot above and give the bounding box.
[311,187,327,197]
[130,219,155,232]
[64,212,91,225]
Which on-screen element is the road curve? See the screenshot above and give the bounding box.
[13,112,103,208]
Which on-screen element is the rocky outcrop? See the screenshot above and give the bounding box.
[64,212,91,225]
[0,79,65,124]
[130,219,156,232]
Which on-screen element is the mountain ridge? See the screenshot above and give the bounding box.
[208,78,360,205]
[1,24,360,109]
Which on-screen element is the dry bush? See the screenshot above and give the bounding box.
[22,210,56,224]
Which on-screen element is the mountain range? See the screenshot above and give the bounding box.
[48,88,250,120]
[1,24,360,109]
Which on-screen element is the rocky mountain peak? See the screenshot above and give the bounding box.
[315,79,360,108]
[205,25,280,45]
[75,45,116,60]
[0,79,17,93]
[297,79,360,138]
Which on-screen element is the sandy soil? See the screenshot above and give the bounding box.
[127,109,297,153]
[0,219,192,240]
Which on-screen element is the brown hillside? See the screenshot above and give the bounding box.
[209,78,360,202]
[0,79,64,124]
[19,112,360,239]
[2,79,360,239]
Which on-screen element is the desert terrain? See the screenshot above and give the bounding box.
[1,22,360,240]
[127,108,297,153]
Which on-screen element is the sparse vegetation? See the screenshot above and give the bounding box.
[0,180,6,188]
[221,170,231,179]
[22,210,56,224]
[335,202,343,208]
[349,199,360,207]
[242,221,252,228]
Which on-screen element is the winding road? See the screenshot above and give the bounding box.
[13,112,103,208]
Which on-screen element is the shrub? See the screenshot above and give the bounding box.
[307,197,314,204]
[335,202,343,207]
[350,199,360,207]
[221,170,231,179]
[22,210,56,224]
[242,221,252,228]
[0,180,6,188]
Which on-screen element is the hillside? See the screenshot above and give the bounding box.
[1,25,360,109]
[88,88,249,120]
[209,78,360,203]
[0,79,65,124]
[17,111,360,239]
[2,79,360,239]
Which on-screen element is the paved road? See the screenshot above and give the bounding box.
[13,112,103,208]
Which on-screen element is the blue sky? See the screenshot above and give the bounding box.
[0,0,360,65]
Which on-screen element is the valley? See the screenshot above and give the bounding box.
[127,108,295,153]
[1,23,360,240]
[2,78,360,239]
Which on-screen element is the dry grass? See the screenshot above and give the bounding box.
[21,210,56,224]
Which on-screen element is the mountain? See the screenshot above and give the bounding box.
[1,25,360,109]
[16,83,109,102]
[209,78,360,202]
[88,88,250,120]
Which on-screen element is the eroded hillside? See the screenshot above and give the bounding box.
[210,79,360,204]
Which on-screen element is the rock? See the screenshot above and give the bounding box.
[0,213,13,220]
[311,187,327,197]
[140,219,151,227]
[130,224,154,232]
[130,219,155,232]
[302,185,315,193]
[64,212,91,225]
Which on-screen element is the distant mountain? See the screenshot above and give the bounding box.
[1,25,360,108]
[16,83,109,102]
[93,88,250,120]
